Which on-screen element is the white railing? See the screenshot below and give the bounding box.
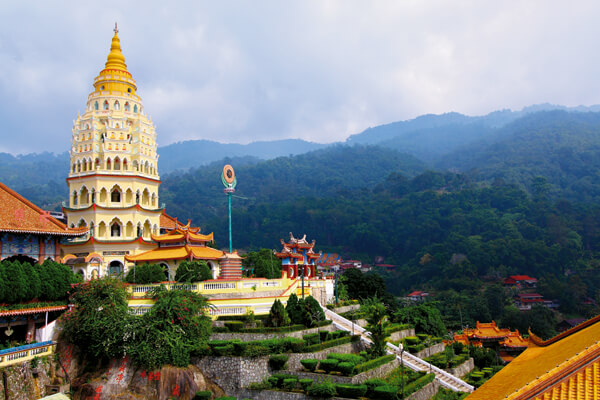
[169,284,197,291]
[203,282,236,290]
[325,309,473,393]
[262,281,280,288]
[243,282,258,288]
[128,307,151,315]
[209,306,247,316]
[132,285,154,294]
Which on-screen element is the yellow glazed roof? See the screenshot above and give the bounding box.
[467,315,600,400]
[190,246,224,260]
[104,24,128,72]
[125,247,189,262]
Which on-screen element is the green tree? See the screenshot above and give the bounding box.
[267,299,290,327]
[363,297,389,357]
[175,260,212,282]
[23,262,41,300]
[129,288,212,369]
[285,293,303,325]
[302,296,325,328]
[342,269,387,300]
[3,261,28,303]
[125,263,167,284]
[394,303,446,336]
[483,284,506,320]
[60,277,132,360]
[242,249,282,279]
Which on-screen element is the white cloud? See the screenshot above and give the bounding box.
[1,1,600,154]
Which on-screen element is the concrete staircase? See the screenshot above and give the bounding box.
[324,308,474,393]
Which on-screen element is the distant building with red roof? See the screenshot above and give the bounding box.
[407,290,429,302]
[504,275,538,288]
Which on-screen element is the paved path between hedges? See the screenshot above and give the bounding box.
[324,309,474,393]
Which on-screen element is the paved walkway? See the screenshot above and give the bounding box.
[324,309,474,393]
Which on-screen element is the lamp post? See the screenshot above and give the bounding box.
[400,348,405,397]
[333,264,340,305]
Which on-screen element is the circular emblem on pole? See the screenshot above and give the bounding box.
[223,165,235,184]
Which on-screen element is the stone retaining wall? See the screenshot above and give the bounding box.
[447,357,474,378]
[414,342,445,359]
[210,324,335,341]
[330,304,360,314]
[195,355,270,394]
[405,379,440,400]
[287,342,365,371]
[389,328,415,342]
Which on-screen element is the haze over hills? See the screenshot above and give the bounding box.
[4,104,600,209]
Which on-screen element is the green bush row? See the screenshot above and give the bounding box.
[303,334,359,353]
[403,373,435,397]
[354,354,395,374]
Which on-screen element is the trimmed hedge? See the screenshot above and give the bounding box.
[373,385,398,400]
[335,383,367,398]
[269,354,289,370]
[308,381,336,398]
[337,361,355,376]
[193,391,211,400]
[271,373,296,388]
[403,373,435,397]
[283,377,298,390]
[354,354,395,374]
[303,334,360,353]
[301,358,319,372]
[303,332,320,345]
[299,378,313,391]
[364,378,387,398]
[327,352,364,365]
[224,321,244,332]
[319,358,339,373]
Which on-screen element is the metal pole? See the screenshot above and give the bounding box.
[301,264,305,299]
[228,192,232,253]
[334,266,339,304]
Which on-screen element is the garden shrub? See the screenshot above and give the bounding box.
[269,354,289,370]
[404,336,420,345]
[248,379,272,390]
[335,384,367,398]
[327,352,363,365]
[214,397,236,400]
[337,361,355,376]
[300,358,319,371]
[417,333,428,341]
[308,381,336,398]
[193,391,212,400]
[299,378,313,392]
[213,344,235,356]
[364,378,387,397]
[267,299,290,327]
[373,385,398,400]
[319,358,339,373]
[125,263,166,284]
[243,343,270,357]
[303,332,320,345]
[403,373,435,397]
[304,335,353,352]
[319,330,329,342]
[282,378,298,390]
[175,260,212,282]
[232,341,248,355]
[272,373,296,388]
[267,376,279,388]
[354,354,395,374]
[224,321,244,332]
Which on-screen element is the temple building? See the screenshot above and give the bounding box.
[60,26,221,279]
[124,220,242,280]
[275,233,321,280]
[466,315,600,399]
[451,321,529,362]
[0,181,86,264]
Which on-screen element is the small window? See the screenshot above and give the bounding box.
[114,101,120,110]
[133,105,138,113]
[94,102,99,110]
[100,85,105,90]
[124,102,130,112]
[127,88,132,93]
[111,189,121,203]
[103,101,109,110]
[111,223,121,237]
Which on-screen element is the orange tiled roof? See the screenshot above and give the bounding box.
[0,305,68,317]
[125,244,224,262]
[499,331,529,348]
[160,212,184,230]
[466,314,600,400]
[466,321,511,340]
[0,181,87,236]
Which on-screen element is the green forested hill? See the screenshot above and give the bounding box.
[437,111,600,202]
[160,144,426,224]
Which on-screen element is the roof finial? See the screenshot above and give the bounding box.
[114,22,118,35]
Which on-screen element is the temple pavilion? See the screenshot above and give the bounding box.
[466,315,600,399]
[125,220,242,280]
[275,232,321,280]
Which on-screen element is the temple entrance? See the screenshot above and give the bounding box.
[108,260,123,275]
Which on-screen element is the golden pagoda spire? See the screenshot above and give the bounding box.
[104,23,128,72]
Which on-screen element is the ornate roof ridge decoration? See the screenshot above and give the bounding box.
[0,181,87,236]
[529,313,600,347]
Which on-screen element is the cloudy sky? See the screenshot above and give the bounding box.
[1,1,599,154]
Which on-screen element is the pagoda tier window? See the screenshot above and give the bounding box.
[89,222,94,237]
[94,101,99,111]
[137,224,142,237]
[103,100,109,110]
[110,222,121,237]
[114,101,120,110]
[133,104,138,113]
[91,190,96,204]
[114,158,121,171]
[111,189,121,203]
[124,102,130,111]
[72,191,78,206]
